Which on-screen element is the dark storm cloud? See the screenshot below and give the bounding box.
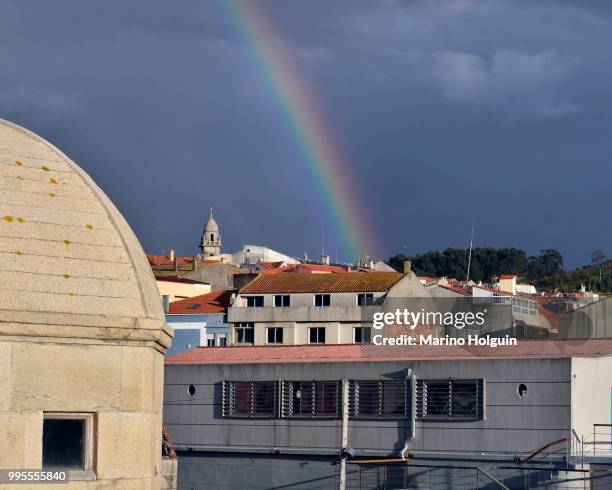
[1,0,611,268]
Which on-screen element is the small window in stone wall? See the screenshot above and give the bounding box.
[281,381,340,418]
[349,380,410,419]
[43,413,94,471]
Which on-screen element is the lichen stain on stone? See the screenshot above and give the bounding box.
[16,217,25,223]
[49,192,56,198]
[86,224,94,230]
[3,215,14,222]
[15,160,23,166]
[64,240,71,246]
[15,251,22,255]
[50,177,58,184]
[63,274,71,279]
[42,166,50,171]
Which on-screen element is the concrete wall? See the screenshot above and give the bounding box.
[571,356,612,441]
[164,358,573,458]
[156,279,211,302]
[0,340,165,487]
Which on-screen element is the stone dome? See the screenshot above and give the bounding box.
[204,216,219,233]
[0,119,171,350]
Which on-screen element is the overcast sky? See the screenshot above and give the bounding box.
[1,0,611,269]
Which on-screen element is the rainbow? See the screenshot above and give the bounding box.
[221,0,379,262]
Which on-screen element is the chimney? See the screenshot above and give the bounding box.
[321,254,330,265]
[192,256,197,271]
[403,260,412,274]
[169,249,175,261]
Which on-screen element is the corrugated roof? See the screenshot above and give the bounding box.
[167,289,233,314]
[240,271,404,294]
[165,339,612,365]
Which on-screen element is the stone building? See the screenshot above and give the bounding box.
[0,120,172,486]
[199,209,221,257]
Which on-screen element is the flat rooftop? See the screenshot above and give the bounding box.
[165,338,612,365]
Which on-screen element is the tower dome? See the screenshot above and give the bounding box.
[0,119,171,485]
[199,207,221,256]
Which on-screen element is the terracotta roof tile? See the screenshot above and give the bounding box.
[240,272,404,294]
[155,275,209,285]
[165,339,612,365]
[167,290,233,314]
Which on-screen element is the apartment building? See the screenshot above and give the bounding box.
[227,271,427,346]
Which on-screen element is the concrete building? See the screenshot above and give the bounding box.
[228,271,427,346]
[0,119,172,485]
[165,290,233,355]
[156,275,211,304]
[231,244,299,267]
[164,340,612,489]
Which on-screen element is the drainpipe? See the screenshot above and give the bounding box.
[339,378,349,490]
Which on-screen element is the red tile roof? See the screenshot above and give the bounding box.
[240,272,404,294]
[155,275,210,285]
[499,274,517,279]
[147,254,194,266]
[167,290,233,314]
[165,339,612,365]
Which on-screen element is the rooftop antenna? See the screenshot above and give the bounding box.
[321,225,325,258]
[466,216,475,283]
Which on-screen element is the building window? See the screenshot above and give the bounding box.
[234,322,254,344]
[42,413,94,470]
[206,333,215,347]
[267,327,284,344]
[357,293,374,306]
[308,327,326,344]
[353,326,371,344]
[246,296,264,307]
[222,381,277,417]
[349,380,409,419]
[281,381,340,417]
[218,334,227,347]
[416,379,484,420]
[314,294,331,307]
[274,295,290,307]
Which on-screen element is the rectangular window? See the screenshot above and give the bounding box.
[206,333,215,347]
[281,381,340,417]
[246,296,264,307]
[42,413,94,470]
[218,334,227,347]
[308,327,326,344]
[353,326,372,344]
[314,294,331,307]
[357,293,374,306]
[234,322,254,344]
[349,380,409,418]
[416,379,484,420]
[267,327,284,344]
[222,381,277,417]
[274,295,290,307]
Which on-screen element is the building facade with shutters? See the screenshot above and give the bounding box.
[163,340,612,489]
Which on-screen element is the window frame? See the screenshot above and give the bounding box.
[246,296,264,307]
[308,327,326,344]
[416,379,484,421]
[357,293,374,306]
[281,380,341,418]
[348,380,410,419]
[314,294,331,307]
[222,381,278,418]
[266,327,284,344]
[274,295,291,307]
[234,322,254,344]
[42,412,95,477]
[353,326,372,344]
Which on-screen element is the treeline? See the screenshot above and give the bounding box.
[385,247,612,292]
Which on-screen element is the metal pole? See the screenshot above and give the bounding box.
[339,378,349,490]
